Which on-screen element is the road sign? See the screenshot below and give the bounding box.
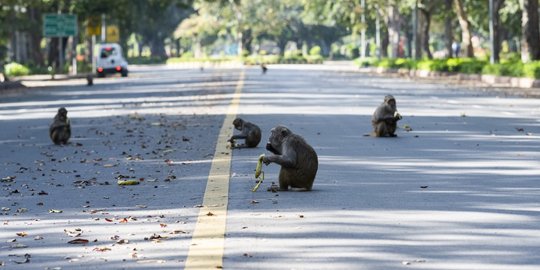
[106,25,120,43]
[43,14,77,37]
[86,16,101,36]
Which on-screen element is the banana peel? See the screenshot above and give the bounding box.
[255,154,264,178]
[117,179,140,186]
[252,154,265,192]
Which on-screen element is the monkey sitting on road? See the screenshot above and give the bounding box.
[263,125,318,191]
[261,64,268,74]
[228,118,262,148]
[49,107,71,145]
[371,95,402,137]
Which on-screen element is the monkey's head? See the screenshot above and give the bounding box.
[57,107,68,119]
[384,95,396,110]
[266,125,291,154]
[232,118,244,130]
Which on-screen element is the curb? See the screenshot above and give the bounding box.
[358,67,540,89]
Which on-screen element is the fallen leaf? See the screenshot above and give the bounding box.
[64,228,82,237]
[160,223,167,228]
[116,239,129,244]
[206,212,215,216]
[38,190,48,195]
[137,259,166,264]
[48,209,63,213]
[10,243,28,249]
[104,218,114,222]
[34,236,44,240]
[16,232,28,237]
[68,239,89,244]
[93,247,111,252]
[117,180,140,186]
[1,176,16,182]
[11,253,30,264]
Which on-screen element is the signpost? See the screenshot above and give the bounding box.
[43,14,78,76]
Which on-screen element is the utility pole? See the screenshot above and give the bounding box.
[360,0,366,58]
[101,14,106,43]
[58,10,63,75]
[412,0,418,59]
[375,6,381,59]
[489,0,496,64]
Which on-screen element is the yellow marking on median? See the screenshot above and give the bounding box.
[184,70,245,270]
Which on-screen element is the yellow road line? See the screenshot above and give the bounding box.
[184,70,245,269]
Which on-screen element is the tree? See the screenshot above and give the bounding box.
[454,0,474,57]
[520,0,540,61]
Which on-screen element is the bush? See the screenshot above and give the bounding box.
[309,46,321,56]
[4,62,30,77]
[523,61,540,79]
[128,56,166,65]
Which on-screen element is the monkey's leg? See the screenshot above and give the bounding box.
[374,122,388,137]
[278,169,291,191]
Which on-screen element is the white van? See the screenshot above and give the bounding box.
[95,43,128,77]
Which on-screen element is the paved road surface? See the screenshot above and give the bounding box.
[1,64,539,269]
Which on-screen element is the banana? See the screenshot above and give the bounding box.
[255,154,264,179]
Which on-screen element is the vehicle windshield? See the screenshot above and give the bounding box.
[100,47,117,58]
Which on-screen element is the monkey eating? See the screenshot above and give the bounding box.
[371,95,402,137]
[49,107,71,145]
[262,125,318,191]
[228,118,262,148]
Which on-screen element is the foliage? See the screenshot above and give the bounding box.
[4,62,30,77]
[359,57,540,79]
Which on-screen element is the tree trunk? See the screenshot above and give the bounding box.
[419,8,433,59]
[27,7,44,66]
[444,0,453,58]
[381,25,389,58]
[454,0,474,57]
[492,0,504,63]
[150,37,167,58]
[520,0,540,61]
[386,4,401,58]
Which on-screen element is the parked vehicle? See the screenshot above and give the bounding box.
[95,43,128,77]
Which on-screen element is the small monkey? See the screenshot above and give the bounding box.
[263,125,318,191]
[49,107,71,145]
[86,74,93,86]
[261,64,268,74]
[228,118,262,148]
[371,95,402,137]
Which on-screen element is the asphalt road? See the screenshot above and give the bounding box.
[1,64,539,270]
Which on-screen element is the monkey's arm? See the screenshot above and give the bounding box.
[263,146,297,168]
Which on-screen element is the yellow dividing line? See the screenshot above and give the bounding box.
[184,70,245,270]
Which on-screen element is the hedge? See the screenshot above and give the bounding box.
[358,57,540,79]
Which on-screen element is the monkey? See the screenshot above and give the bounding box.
[261,63,268,74]
[228,118,262,148]
[371,95,402,137]
[86,74,93,86]
[262,125,318,191]
[49,107,71,145]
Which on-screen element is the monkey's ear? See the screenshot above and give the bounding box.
[280,129,289,137]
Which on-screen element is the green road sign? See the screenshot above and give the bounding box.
[43,14,77,37]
